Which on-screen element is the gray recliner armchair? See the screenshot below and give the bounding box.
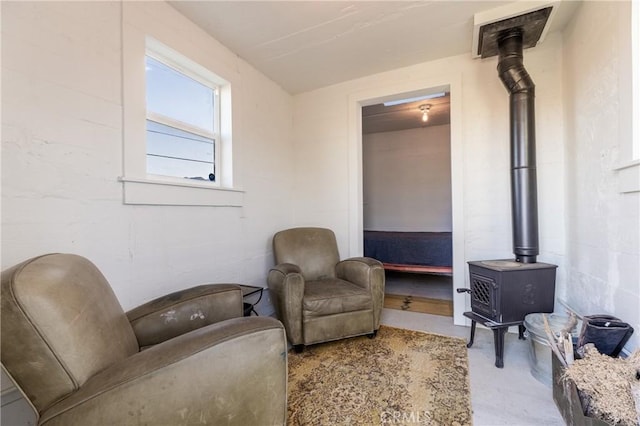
[267,227,385,351]
[1,253,287,426]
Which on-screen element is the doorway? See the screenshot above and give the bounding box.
[346,76,466,325]
[361,93,453,316]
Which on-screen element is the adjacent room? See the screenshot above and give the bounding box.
[362,92,454,316]
[2,1,639,425]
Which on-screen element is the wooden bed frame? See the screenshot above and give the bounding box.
[382,262,452,276]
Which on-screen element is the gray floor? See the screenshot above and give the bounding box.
[382,271,564,426]
[1,273,564,426]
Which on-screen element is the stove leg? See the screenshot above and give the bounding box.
[467,320,476,348]
[493,327,507,368]
[518,324,526,340]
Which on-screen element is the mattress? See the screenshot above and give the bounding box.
[363,231,452,267]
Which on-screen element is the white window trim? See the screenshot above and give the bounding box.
[613,1,639,194]
[632,0,640,160]
[121,31,241,206]
[120,176,243,206]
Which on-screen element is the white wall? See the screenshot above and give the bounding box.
[563,1,640,351]
[1,2,294,310]
[293,32,567,323]
[363,125,452,231]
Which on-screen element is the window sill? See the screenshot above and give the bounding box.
[613,160,640,193]
[119,177,244,206]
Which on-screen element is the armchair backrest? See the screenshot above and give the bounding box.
[273,228,340,281]
[1,254,139,413]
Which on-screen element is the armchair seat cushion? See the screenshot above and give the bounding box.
[303,279,372,317]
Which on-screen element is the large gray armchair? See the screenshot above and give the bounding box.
[267,227,385,351]
[1,253,287,426]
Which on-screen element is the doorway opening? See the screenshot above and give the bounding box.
[346,76,466,325]
[361,91,453,317]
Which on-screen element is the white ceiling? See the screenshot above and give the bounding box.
[170,1,580,95]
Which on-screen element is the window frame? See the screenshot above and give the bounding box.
[614,0,640,194]
[120,33,242,206]
[144,49,220,183]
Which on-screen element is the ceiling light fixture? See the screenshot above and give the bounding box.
[419,104,431,122]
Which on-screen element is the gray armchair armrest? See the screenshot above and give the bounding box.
[39,316,287,426]
[336,257,385,329]
[126,284,243,347]
[267,263,304,345]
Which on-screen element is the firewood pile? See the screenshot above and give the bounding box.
[544,313,640,426]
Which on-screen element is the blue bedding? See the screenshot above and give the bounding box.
[363,231,452,267]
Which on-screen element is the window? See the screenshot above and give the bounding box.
[121,29,242,206]
[145,52,218,182]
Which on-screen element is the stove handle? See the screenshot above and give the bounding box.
[456,288,471,294]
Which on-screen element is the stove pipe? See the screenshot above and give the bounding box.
[497,29,539,264]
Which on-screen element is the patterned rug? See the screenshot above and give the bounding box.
[287,326,472,425]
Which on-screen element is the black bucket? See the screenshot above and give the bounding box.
[577,315,634,357]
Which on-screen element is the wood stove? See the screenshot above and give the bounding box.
[459,260,557,368]
[459,9,558,368]
[468,260,556,323]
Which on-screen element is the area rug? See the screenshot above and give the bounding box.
[384,294,454,317]
[287,326,472,425]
